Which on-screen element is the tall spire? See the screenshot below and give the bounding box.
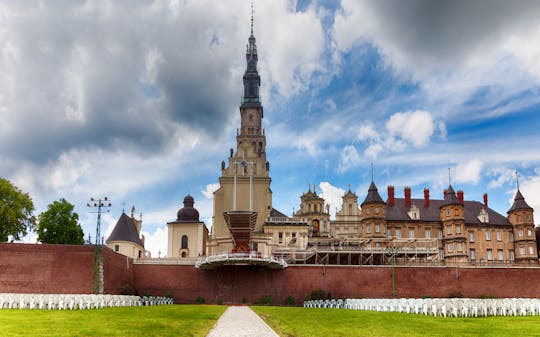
[242,1,261,108]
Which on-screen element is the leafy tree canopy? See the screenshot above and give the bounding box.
[37,198,84,245]
[0,177,35,242]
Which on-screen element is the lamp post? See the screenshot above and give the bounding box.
[87,197,111,294]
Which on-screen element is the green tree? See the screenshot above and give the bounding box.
[0,177,35,242]
[37,198,84,245]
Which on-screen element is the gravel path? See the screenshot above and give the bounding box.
[206,306,280,337]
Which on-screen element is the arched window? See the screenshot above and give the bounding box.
[181,235,188,249]
[181,252,187,258]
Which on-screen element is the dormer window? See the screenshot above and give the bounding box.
[407,204,420,220]
[477,208,489,223]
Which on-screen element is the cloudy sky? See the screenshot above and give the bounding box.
[2,0,540,257]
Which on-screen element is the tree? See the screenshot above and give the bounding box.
[37,198,84,245]
[0,178,35,242]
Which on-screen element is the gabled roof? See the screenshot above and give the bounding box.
[106,213,144,247]
[508,189,533,213]
[361,181,384,206]
[386,198,510,226]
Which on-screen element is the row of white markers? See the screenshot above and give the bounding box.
[304,298,540,317]
[0,293,173,310]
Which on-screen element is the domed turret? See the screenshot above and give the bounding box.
[176,195,200,222]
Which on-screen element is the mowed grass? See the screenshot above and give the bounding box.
[252,306,540,337]
[0,305,226,337]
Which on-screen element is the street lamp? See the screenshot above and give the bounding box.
[87,197,111,294]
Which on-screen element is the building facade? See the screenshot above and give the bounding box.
[106,207,145,259]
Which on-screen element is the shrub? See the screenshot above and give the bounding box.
[422,295,432,299]
[284,296,295,306]
[446,291,462,298]
[258,295,273,305]
[479,294,497,299]
[163,290,173,298]
[195,296,205,304]
[119,283,138,296]
[216,297,223,305]
[305,290,331,301]
[242,296,247,304]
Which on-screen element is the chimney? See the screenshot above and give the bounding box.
[423,188,430,207]
[387,185,395,206]
[404,187,411,207]
[443,189,447,199]
[457,190,464,204]
[483,193,488,207]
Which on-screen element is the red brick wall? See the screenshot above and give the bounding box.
[0,243,133,294]
[133,264,540,304]
[2,244,540,302]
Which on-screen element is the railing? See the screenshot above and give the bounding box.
[195,251,287,269]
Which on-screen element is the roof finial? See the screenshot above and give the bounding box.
[371,162,374,182]
[448,167,452,186]
[122,201,125,213]
[250,0,254,35]
[515,169,520,190]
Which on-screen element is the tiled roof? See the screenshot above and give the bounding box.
[508,190,533,213]
[441,185,461,207]
[386,198,510,226]
[361,181,384,206]
[106,213,144,247]
[270,208,287,218]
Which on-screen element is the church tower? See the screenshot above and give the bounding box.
[208,13,272,255]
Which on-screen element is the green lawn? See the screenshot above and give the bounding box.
[0,305,226,337]
[252,306,540,337]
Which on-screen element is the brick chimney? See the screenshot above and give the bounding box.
[404,187,411,207]
[423,188,430,207]
[443,189,447,199]
[387,185,395,206]
[457,190,464,204]
[483,193,488,207]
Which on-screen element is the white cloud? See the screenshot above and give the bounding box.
[202,183,220,199]
[488,167,516,189]
[338,145,361,173]
[386,110,434,147]
[141,226,167,258]
[318,182,344,218]
[454,159,484,185]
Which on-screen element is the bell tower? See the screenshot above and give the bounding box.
[208,9,272,255]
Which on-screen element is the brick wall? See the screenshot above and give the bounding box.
[0,243,132,294]
[1,244,539,303]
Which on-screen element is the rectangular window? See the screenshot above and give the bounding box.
[447,227,452,235]
[470,249,476,260]
[409,228,415,239]
[375,224,380,233]
[366,225,371,233]
[456,226,461,234]
[486,230,491,241]
[446,209,450,216]
[510,232,514,242]
[529,245,534,255]
[114,244,119,252]
[278,232,283,244]
[366,208,371,215]
[396,229,401,239]
[487,249,493,261]
[425,229,431,239]
[526,214,531,221]
[497,231,502,241]
[528,229,532,237]
[448,243,453,252]
[386,229,391,238]
[510,250,515,261]
[375,207,379,214]
[438,229,443,239]
[519,229,524,237]
[457,243,462,252]
[520,246,525,255]
[376,242,381,249]
[469,232,474,242]
[498,249,504,261]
